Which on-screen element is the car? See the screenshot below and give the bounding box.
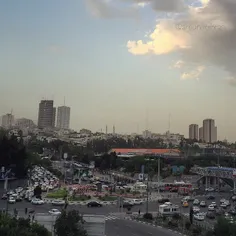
[231,195,236,201]
[182,201,189,207]
[220,203,227,209]
[193,206,200,213]
[229,209,236,216]
[200,201,206,207]
[194,213,205,221]
[158,198,169,204]
[52,200,65,206]
[206,212,215,219]
[31,198,44,205]
[122,202,134,208]
[1,194,7,200]
[208,205,215,211]
[193,199,199,205]
[211,202,217,207]
[8,197,16,204]
[206,195,215,200]
[220,198,226,204]
[15,196,22,202]
[87,201,102,207]
[205,187,214,192]
[49,209,61,215]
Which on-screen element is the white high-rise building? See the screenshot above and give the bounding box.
[202,119,217,143]
[56,106,70,129]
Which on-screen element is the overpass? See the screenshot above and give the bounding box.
[190,166,236,189]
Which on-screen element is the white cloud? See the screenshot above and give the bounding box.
[180,66,205,80]
[173,60,185,69]
[127,0,236,84]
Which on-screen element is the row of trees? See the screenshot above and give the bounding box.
[0,209,87,236]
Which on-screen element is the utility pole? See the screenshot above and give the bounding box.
[157,156,161,196]
[146,160,149,213]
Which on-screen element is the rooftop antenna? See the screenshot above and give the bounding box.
[145,109,149,131]
[168,113,171,133]
[10,109,13,128]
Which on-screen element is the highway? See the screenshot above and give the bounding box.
[105,219,182,236]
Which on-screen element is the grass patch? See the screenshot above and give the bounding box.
[46,188,67,199]
[98,196,117,201]
[69,195,91,201]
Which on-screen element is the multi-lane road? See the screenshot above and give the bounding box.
[106,218,182,236]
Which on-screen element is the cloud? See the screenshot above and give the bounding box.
[172,60,205,80]
[180,66,205,80]
[127,0,236,84]
[85,0,186,18]
[85,0,138,18]
[173,60,185,69]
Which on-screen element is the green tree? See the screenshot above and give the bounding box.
[54,210,87,236]
[214,217,231,236]
[0,213,51,236]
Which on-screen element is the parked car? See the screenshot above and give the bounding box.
[206,212,215,219]
[158,198,169,204]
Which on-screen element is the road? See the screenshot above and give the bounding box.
[105,219,182,236]
[0,192,233,215]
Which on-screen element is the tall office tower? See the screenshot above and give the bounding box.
[56,106,70,129]
[106,125,108,134]
[1,114,14,129]
[37,100,54,129]
[52,107,56,128]
[113,125,115,134]
[199,127,203,141]
[203,119,217,143]
[189,124,199,140]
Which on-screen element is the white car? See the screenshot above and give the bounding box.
[31,198,44,205]
[208,205,215,211]
[194,213,205,221]
[220,198,226,203]
[205,187,214,192]
[193,199,199,205]
[52,200,65,206]
[8,197,16,204]
[200,201,206,207]
[211,202,217,207]
[193,206,200,213]
[220,203,227,208]
[49,209,61,215]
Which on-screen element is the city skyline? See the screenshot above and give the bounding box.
[0,0,236,140]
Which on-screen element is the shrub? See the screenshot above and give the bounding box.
[185,221,191,230]
[143,213,153,220]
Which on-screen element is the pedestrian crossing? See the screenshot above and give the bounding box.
[105,215,120,221]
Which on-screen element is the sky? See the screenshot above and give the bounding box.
[0,0,236,141]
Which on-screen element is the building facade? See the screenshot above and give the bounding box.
[199,127,203,141]
[56,106,70,129]
[189,124,199,140]
[37,100,54,129]
[52,107,56,128]
[202,119,217,143]
[1,114,14,129]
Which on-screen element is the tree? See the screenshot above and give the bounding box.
[0,213,51,236]
[54,210,87,236]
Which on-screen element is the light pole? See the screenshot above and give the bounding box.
[146,160,149,214]
[157,156,161,197]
